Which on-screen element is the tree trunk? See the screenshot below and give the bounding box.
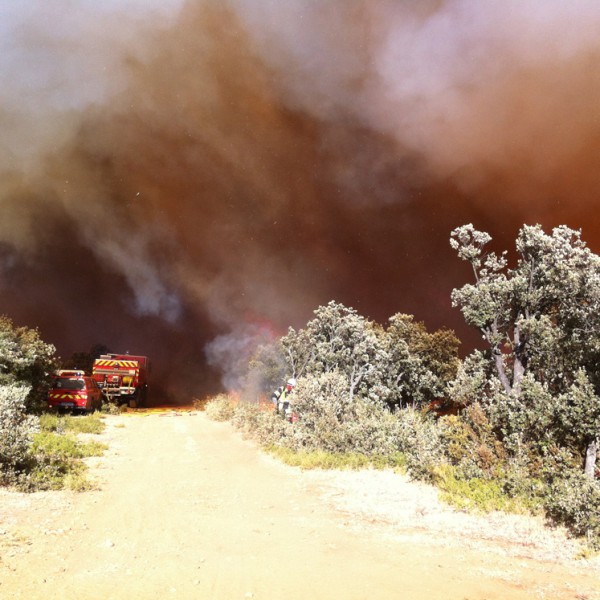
[512,325,525,393]
[584,439,597,480]
[493,350,512,394]
[512,356,525,393]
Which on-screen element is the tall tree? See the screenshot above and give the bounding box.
[450,224,600,477]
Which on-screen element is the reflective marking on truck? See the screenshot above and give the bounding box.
[94,360,138,368]
[49,393,83,400]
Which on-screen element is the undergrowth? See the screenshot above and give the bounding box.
[17,414,108,492]
[266,446,407,471]
[39,413,106,435]
[431,464,544,515]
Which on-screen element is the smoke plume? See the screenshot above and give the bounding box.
[2,1,600,399]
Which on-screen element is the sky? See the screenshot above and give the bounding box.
[2,0,600,401]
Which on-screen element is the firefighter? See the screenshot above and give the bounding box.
[277,378,296,420]
[271,385,283,412]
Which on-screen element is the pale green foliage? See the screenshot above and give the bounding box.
[556,370,600,448]
[447,350,498,407]
[450,223,600,546]
[392,407,447,480]
[0,383,38,482]
[382,314,460,407]
[288,372,400,455]
[39,413,106,435]
[24,431,106,491]
[279,302,459,407]
[266,446,405,471]
[545,473,600,549]
[433,464,538,514]
[0,315,57,412]
[450,224,600,460]
[284,302,388,402]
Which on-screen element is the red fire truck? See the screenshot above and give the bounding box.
[92,353,150,408]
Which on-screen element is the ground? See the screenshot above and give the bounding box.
[1,408,599,600]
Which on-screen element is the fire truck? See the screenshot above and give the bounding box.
[92,353,149,408]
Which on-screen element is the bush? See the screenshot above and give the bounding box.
[289,372,403,456]
[545,472,600,549]
[267,446,405,471]
[0,383,38,484]
[440,404,506,479]
[204,394,236,421]
[249,409,293,447]
[0,315,57,413]
[390,408,448,481]
[230,401,262,434]
[65,413,105,435]
[39,412,65,434]
[31,431,107,460]
[432,463,541,514]
[25,431,106,491]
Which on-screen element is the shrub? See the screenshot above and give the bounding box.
[432,463,541,514]
[25,431,106,491]
[250,410,293,447]
[204,394,236,421]
[31,431,106,460]
[392,408,448,481]
[39,412,65,434]
[0,316,57,413]
[100,402,122,415]
[440,404,506,479]
[289,372,402,456]
[545,472,600,549]
[230,401,262,434]
[0,383,38,484]
[266,447,404,470]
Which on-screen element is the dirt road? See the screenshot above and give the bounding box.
[1,410,599,599]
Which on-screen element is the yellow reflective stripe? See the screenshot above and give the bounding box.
[94,359,138,368]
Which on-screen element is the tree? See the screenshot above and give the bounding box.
[0,316,57,412]
[382,314,460,408]
[279,302,459,408]
[450,224,600,477]
[63,343,111,374]
[281,301,388,402]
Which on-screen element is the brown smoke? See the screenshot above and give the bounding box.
[2,1,600,398]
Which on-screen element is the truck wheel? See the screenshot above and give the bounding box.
[129,389,141,409]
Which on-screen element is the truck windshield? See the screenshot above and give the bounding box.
[54,378,85,391]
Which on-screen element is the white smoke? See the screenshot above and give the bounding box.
[205,322,275,391]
